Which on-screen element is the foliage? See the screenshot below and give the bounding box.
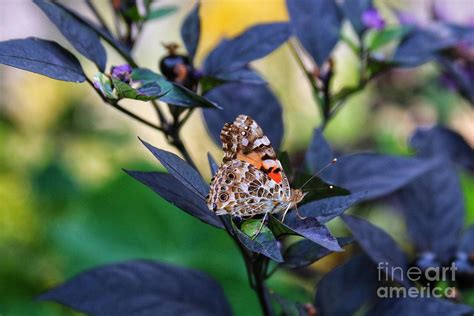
[0,0,473,315]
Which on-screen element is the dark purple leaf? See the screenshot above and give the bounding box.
[180,3,200,61]
[439,57,474,104]
[287,0,343,66]
[207,153,219,177]
[139,139,209,198]
[450,24,474,45]
[203,23,290,77]
[203,83,283,149]
[136,82,163,98]
[212,67,266,84]
[271,293,307,316]
[393,23,460,67]
[125,171,223,229]
[270,216,342,252]
[283,237,353,269]
[410,125,474,172]
[341,0,373,35]
[293,172,350,203]
[52,1,131,58]
[305,128,334,173]
[319,153,437,201]
[366,297,473,316]
[341,215,410,287]
[131,68,217,108]
[233,221,283,262]
[137,83,163,97]
[298,192,365,223]
[34,0,106,71]
[315,254,379,316]
[0,37,85,82]
[38,260,232,316]
[305,132,437,201]
[397,164,464,263]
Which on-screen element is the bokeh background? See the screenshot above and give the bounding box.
[0,0,473,315]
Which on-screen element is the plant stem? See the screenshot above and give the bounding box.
[169,131,197,169]
[178,108,195,128]
[319,36,377,130]
[151,100,168,128]
[85,0,113,36]
[321,61,333,124]
[85,78,164,132]
[287,41,323,108]
[52,1,137,68]
[84,3,272,314]
[253,258,274,316]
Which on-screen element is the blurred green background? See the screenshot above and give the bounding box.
[0,0,473,315]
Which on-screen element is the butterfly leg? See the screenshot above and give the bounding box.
[253,211,269,239]
[281,205,291,223]
[295,204,307,220]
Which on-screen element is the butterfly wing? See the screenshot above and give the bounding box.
[220,115,291,188]
[220,114,277,162]
[207,160,290,217]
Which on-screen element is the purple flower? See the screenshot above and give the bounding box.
[397,12,419,26]
[92,78,101,90]
[191,68,203,80]
[439,72,458,91]
[111,64,133,83]
[362,8,386,30]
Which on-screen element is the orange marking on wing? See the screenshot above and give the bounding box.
[237,152,263,169]
[236,151,282,183]
[268,170,282,183]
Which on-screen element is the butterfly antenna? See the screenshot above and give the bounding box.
[302,187,335,192]
[299,158,337,191]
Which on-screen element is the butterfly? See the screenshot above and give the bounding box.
[206,115,306,233]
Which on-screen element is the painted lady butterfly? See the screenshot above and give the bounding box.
[207,115,306,229]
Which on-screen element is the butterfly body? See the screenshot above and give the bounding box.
[207,115,305,219]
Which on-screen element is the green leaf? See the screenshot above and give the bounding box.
[111,78,164,101]
[111,78,137,99]
[199,76,225,95]
[241,219,269,238]
[267,215,296,237]
[366,25,411,51]
[123,6,141,22]
[93,73,117,99]
[160,83,220,108]
[132,68,219,107]
[146,6,178,20]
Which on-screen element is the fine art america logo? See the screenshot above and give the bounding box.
[377,262,458,298]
